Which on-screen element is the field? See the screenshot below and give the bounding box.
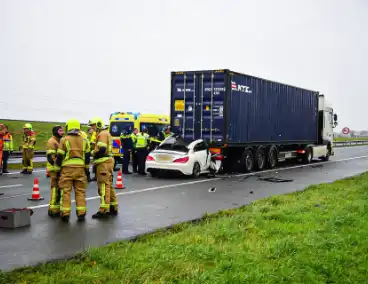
[334,136,368,142]
[1,172,368,283]
[0,119,88,151]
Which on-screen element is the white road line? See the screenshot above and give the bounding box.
[28,155,368,210]
[4,169,46,176]
[0,184,23,189]
[0,193,29,200]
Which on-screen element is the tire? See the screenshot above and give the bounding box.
[266,146,278,169]
[254,147,266,171]
[302,147,313,164]
[241,148,254,173]
[192,162,201,178]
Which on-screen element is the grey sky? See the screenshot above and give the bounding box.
[0,0,366,131]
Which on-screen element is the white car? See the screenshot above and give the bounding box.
[146,136,220,178]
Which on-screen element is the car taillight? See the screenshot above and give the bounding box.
[173,156,189,163]
[297,149,305,154]
[146,155,155,161]
[214,155,224,161]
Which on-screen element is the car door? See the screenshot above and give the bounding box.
[193,142,209,171]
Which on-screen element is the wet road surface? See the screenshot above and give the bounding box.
[0,146,368,271]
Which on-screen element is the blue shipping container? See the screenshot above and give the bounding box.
[171,69,319,145]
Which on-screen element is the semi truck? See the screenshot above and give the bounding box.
[170,69,338,173]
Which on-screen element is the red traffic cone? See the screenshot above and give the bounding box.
[115,170,125,189]
[28,177,44,200]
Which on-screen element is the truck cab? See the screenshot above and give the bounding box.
[318,94,338,157]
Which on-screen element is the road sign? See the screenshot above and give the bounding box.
[342,127,350,135]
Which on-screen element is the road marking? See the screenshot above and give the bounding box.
[0,184,23,189]
[28,155,368,210]
[0,193,30,200]
[4,169,46,176]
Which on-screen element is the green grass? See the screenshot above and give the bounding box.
[2,173,368,283]
[0,119,88,151]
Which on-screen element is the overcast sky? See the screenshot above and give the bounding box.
[0,0,366,131]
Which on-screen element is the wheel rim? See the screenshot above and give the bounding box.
[246,153,253,170]
[258,151,265,168]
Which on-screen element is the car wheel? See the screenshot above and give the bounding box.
[192,162,201,178]
[150,171,158,178]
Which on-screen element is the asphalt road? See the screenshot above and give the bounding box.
[0,146,368,271]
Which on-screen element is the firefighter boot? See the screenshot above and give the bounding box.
[92,212,109,219]
[109,205,118,216]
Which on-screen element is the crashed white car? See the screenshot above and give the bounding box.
[146,136,221,178]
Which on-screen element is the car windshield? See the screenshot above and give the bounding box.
[140,123,169,137]
[156,136,189,153]
[109,122,134,137]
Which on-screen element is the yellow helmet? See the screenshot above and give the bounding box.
[65,119,81,131]
[23,123,32,130]
[88,117,104,129]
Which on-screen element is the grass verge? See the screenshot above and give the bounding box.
[334,137,368,142]
[1,173,368,283]
[0,119,88,151]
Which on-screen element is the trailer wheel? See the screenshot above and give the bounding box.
[242,148,254,173]
[254,147,266,171]
[267,146,278,169]
[302,147,313,164]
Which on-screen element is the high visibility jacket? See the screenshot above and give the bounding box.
[2,133,13,152]
[22,133,36,150]
[131,133,138,149]
[93,129,113,165]
[136,132,150,148]
[46,136,61,172]
[80,131,90,168]
[120,132,133,150]
[57,134,90,167]
[89,131,97,151]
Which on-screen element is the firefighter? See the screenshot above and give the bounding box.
[131,128,139,173]
[158,126,174,141]
[89,117,118,218]
[46,125,64,217]
[56,119,90,222]
[88,125,97,181]
[120,127,133,174]
[1,125,13,174]
[135,127,150,175]
[21,123,36,174]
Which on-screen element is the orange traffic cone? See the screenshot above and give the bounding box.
[28,177,44,200]
[115,170,125,189]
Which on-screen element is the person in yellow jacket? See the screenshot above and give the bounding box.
[88,116,118,219]
[0,125,13,174]
[56,119,90,222]
[80,130,93,182]
[21,123,36,174]
[46,125,64,217]
[88,126,97,181]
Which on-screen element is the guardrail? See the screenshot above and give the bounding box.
[334,140,368,147]
[6,140,368,158]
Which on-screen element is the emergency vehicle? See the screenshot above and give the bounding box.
[108,112,170,169]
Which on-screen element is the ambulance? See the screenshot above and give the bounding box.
[108,112,170,169]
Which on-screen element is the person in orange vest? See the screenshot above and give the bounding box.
[1,125,13,174]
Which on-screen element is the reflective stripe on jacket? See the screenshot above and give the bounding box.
[2,133,13,151]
